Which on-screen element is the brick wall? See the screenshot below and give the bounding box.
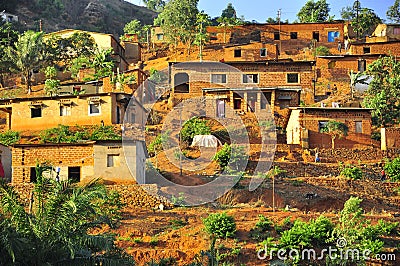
[299,109,373,149]
[12,144,94,184]
[350,41,400,56]
[381,128,400,150]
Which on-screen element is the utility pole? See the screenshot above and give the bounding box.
[277,9,282,59]
[39,19,42,32]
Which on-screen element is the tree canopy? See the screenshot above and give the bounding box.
[341,1,381,38]
[387,0,400,23]
[297,0,332,23]
[363,56,400,127]
[221,3,237,19]
[143,0,166,12]
[154,0,199,50]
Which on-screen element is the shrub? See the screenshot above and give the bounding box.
[384,157,400,182]
[213,144,247,171]
[314,45,331,56]
[203,212,236,239]
[0,130,20,146]
[250,215,274,241]
[340,164,363,180]
[180,117,210,145]
[148,131,170,156]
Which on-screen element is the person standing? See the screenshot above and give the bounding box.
[338,41,342,53]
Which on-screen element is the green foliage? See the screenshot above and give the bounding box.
[203,212,236,239]
[341,1,382,38]
[387,0,400,23]
[35,0,64,18]
[0,130,20,146]
[321,120,348,149]
[297,0,332,22]
[279,216,334,250]
[340,164,363,180]
[5,31,45,93]
[170,192,186,206]
[221,3,237,19]
[91,48,115,80]
[0,164,134,265]
[44,66,57,79]
[213,144,247,171]
[148,131,170,156]
[67,56,91,80]
[314,45,331,56]
[44,78,60,96]
[143,0,166,12]
[180,117,211,145]
[39,125,121,143]
[93,189,126,227]
[384,157,400,182]
[124,19,143,36]
[149,236,159,246]
[363,56,400,127]
[155,0,199,49]
[194,11,211,60]
[250,215,274,241]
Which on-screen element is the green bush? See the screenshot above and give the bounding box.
[314,45,331,56]
[0,130,20,146]
[203,212,236,239]
[340,164,363,180]
[180,117,210,145]
[249,215,274,241]
[148,131,170,156]
[384,157,400,182]
[213,144,247,171]
[279,215,334,250]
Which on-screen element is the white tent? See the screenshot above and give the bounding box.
[191,135,222,148]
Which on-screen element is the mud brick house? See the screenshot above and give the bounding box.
[169,60,314,105]
[366,24,400,43]
[350,41,400,57]
[286,107,373,149]
[11,140,147,184]
[0,92,146,131]
[152,21,346,51]
[316,54,383,82]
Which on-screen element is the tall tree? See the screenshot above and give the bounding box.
[341,1,381,38]
[5,31,45,94]
[194,11,211,61]
[321,120,349,149]
[221,3,237,19]
[387,0,400,23]
[297,0,332,23]
[155,0,199,52]
[363,56,400,127]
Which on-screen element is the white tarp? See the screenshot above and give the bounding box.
[191,135,222,148]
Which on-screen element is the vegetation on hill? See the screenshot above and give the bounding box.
[4,0,156,35]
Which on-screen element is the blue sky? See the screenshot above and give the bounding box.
[125,0,394,23]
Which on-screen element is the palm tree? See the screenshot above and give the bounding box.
[5,31,46,94]
[0,164,134,265]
